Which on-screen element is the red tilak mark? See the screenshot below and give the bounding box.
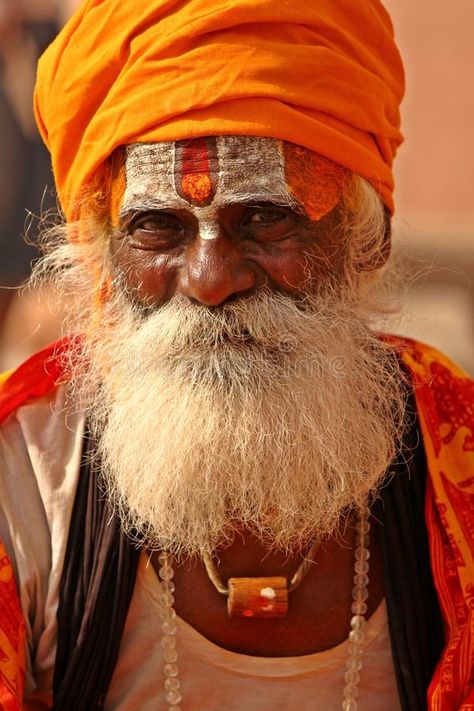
[175,137,217,206]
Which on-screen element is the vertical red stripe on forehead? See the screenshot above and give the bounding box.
[174,137,217,206]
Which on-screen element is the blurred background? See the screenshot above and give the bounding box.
[0,0,78,372]
[386,0,474,373]
[0,0,472,373]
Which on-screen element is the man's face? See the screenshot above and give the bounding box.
[74,136,401,557]
[110,136,348,308]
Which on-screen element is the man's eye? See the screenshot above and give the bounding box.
[124,211,185,249]
[246,207,290,225]
[242,206,296,241]
[129,212,181,233]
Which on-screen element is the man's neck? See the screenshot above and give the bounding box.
[151,514,385,657]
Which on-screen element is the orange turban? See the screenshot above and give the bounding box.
[34,0,405,220]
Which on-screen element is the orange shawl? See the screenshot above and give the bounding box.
[0,337,473,709]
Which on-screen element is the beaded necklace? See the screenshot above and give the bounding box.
[157,509,370,711]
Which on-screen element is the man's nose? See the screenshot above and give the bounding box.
[178,236,259,306]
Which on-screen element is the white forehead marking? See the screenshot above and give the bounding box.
[122,143,187,212]
[215,136,294,207]
[121,137,299,241]
[194,209,221,240]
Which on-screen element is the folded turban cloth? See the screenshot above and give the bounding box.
[34,0,405,220]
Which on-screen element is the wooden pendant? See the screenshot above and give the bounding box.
[227,576,288,618]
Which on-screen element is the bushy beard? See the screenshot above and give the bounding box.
[77,284,406,558]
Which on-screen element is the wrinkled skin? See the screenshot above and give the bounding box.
[111,201,346,308]
[111,137,349,308]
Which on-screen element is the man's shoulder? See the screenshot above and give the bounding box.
[0,340,84,705]
[0,337,84,578]
[396,334,474,512]
[389,334,473,445]
[384,333,473,386]
[0,335,83,505]
[0,337,71,426]
[0,337,82,495]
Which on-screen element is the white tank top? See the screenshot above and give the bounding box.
[105,556,401,710]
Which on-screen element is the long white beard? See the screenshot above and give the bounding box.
[78,286,405,558]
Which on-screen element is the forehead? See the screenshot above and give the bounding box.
[121,136,293,211]
[119,136,348,221]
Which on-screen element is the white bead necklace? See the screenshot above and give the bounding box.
[158,509,370,711]
[343,509,371,710]
[158,552,182,710]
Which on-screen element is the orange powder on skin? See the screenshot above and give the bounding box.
[181,173,213,205]
[283,143,349,222]
[87,141,348,235]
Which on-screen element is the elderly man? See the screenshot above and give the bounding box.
[0,1,473,709]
